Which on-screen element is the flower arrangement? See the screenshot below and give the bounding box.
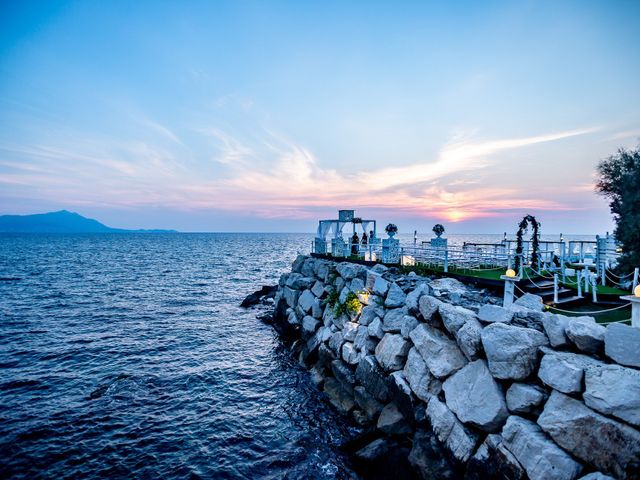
[432,224,445,237]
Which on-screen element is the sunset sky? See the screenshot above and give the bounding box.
[1,1,639,233]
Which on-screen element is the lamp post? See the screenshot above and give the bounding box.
[501,268,520,308]
[620,285,640,329]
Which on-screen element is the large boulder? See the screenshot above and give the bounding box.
[478,304,514,324]
[301,315,320,338]
[291,254,306,273]
[565,318,605,354]
[501,415,583,480]
[375,333,411,372]
[336,262,367,281]
[385,282,407,308]
[400,315,419,339]
[377,402,412,435]
[342,321,359,341]
[604,322,640,368]
[443,360,509,432]
[429,277,467,295]
[311,280,325,298]
[373,275,390,296]
[439,303,477,335]
[410,323,467,378]
[481,323,548,380]
[355,355,390,402]
[359,303,384,326]
[403,347,442,402]
[537,391,640,479]
[467,434,526,480]
[354,438,391,462]
[408,430,458,480]
[506,383,546,414]
[382,308,408,333]
[368,317,384,339]
[426,397,479,462]
[328,331,345,355]
[538,351,586,394]
[331,359,356,395]
[406,283,429,315]
[418,295,444,323]
[354,385,384,421]
[283,287,299,308]
[456,317,484,361]
[542,314,571,348]
[513,293,544,311]
[583,363,640,427]
[323,377,355,415]
[341,341,360,365]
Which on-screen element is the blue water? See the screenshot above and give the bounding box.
[0,233,360,479]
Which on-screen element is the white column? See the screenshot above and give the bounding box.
[501,274,520,308]
[553,274,559,304]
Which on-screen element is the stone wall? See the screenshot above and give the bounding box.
[272,255,640,480]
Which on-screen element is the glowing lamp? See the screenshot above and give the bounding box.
[505,269,516,278]
[635,285,640,298]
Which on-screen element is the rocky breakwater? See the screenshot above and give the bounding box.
[271,255,640,480]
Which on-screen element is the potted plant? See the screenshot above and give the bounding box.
[385,223,398,237]
[432,224,445,238]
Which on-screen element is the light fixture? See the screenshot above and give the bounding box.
[634,285,640,298]
[505,269,516,278]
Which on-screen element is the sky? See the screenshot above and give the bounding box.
[0,0,639,233]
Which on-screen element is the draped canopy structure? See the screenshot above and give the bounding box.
[315,210,377,240]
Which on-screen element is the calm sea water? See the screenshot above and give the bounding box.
[0,231,597,479]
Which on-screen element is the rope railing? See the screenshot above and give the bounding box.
[605,269,634,279]
[544,303,631,315]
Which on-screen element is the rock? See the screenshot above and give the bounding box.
[359,303,383,326]
[456,317,484,361]
[506,383,546,414]
[286,273,315,290]
[336,262,366,281]
[311,280,325,298]
[283,287,299,308]
[311,299,323,319]
[302,315,320,337]
[605,322,640,368]
[306,325,332,355]
[513,293,544,311]
[382,308,407,333]
[406,283,429,315]
[478,304,514,324]
[338,286,350,304]
[385,283,407,308]
[443,360,509,432]
[314,261,330,282]
[400,315,419,339]
[317,343,336,369]
[353,325,369,351]
[577,473,616,480]
[373,275,390,296]
[331,359,356,395]
[354,385,384,420]
[301,258,316,277]
[426,397,479,462]
[323,377,355,415]
[388,370,415,419]
[501,415,583,480]
[429,277,467,295]
[335,276,345,292]
[342,321,359,341]
[409,323,467,378]
[583,363,640,427]
[342,342,360,365]
[537,391,640,479]
[467,434,526,480]
[538,351,588,394]
[409,430,458,480]
[328,331,345,355]
[287,309,300,326]
[349,277,366,295]
[481,323,548,380]
[377,403,412,435]
[566,318,605,354]
[356,355,390,402]
[418,295,443,322]
[439,303,477,335]
[371,263,388,274]
[511,308,546,332]
[542,314,571,348]
[291,254,305,273]
[403,347,442,402]
[368,317,384,339]
[375,333,411,372]
[354,438,390,461]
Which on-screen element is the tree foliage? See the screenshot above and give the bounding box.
[596,146,640,273]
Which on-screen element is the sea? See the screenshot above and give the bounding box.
[0,232,596,479]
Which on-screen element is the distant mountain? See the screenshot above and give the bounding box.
[0,210,176,233]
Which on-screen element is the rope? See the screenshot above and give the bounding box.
[599,318,632,325]
[529,267,555,279]
[523,268,553,290]
[544,303,631,315]
[605,269,634,279]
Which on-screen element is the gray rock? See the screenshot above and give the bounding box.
[456,317,484,361]
[377,402,411,435]
[338,286,350,304]
[311,280,325,298]
[323,377,355,415]
[502,415,583,480]
[385,283,407,308]
[301,258,316,277]
[342,342,360,365]
[538,351,585,394]
[542,314,571,348]
[566,318,605,354]
[354,438,390,461]
[349,277,366,295]
[443,360,509,432]
[371,263,389,274]
[328,331,344,355]
[306,325,332,354]
[311,298,323,319]
[400,315,419,339]
[478,304,514,324]
[429,277,468,295]
[335,276,345,292]
[426,397,479,462]
[406,283,429,315]
[353,325,369,351]
[342,321,359,341]
[439,303,477,335]
[359,303,383,326]
[354,385,384,420]
[375,333,411,372]
[538,390,640,479]
[302,315,320,337]
[577,473,616,480]
[468,433,526,480]
[283,287,299,308]
[410,323,467,378]
[409,430,459,480]
[314,261,329,282]
[291,255,305,273]
[418,295,444,322]
[382,308,407,333]
[481,323,548,380]
[368,317,384,339]
[511,308,546,332]
[403,347,442,402]
[513,293,544,311]
[583,363,640,427]
[355,355,390,402]
[373,275,390,296]
[605,322,640,368]
[506,383,546,414]
[336,262,367,281]
[331,359,355,395]
[287,309,300,326]
[287,274,316,290]
[388,370,414,418]
[317,343,336,368]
